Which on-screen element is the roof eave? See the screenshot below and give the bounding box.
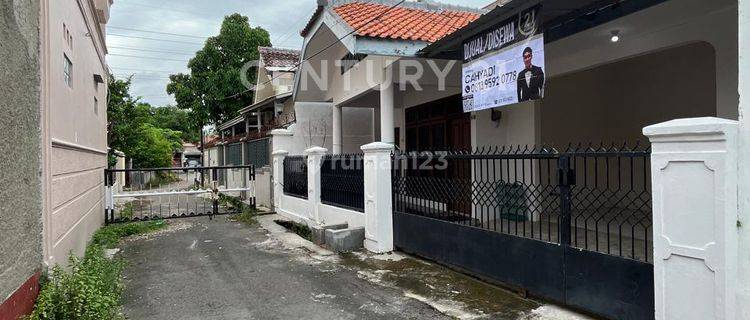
[355,36,430,57]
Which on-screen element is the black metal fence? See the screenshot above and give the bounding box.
[283,156,308,199]
[321,154,365,212]
[392,143,652,263]
[245,138,270,168]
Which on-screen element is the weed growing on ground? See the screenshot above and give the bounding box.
[275,220,313,241]
[221,194,259,226]
[118,202,135,220]
[91,220,167,249]
[27,221,167,320]
[145,172,180,189]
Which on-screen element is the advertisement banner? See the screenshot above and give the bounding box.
[462,4,545,113]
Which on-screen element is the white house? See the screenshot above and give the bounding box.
[271,0,750,319]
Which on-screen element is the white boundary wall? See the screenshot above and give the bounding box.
[271,130,366,230]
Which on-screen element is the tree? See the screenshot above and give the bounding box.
[128,124,183,169]
[108,76,185,168]
[150,106,200,143]
[167,13,271,127]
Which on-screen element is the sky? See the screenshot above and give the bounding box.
[106,0,491,106]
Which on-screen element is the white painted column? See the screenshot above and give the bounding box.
[643,117,739,320]
[737,1,750,317]
[305,146,327,224]
[271,150,288,210]
[361,142,394,253]
[332,105,343,154]
[379,71,395,145]
[270,128,294,155]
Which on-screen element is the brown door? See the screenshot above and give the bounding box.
[448,114,472,215]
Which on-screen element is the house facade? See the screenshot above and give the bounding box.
[272,0,750,319]
[0,0,112,317]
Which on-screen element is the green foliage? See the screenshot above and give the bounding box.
[274,220,313,241]
[27,221,167,320]
[127,123,182,168]
[144,172,181,189]
[150,106,201,143]
[230,211,258,226]
[28,246,125,320]
[107,77,186,168]
[118,203,135,220]
[91,220,168,249]
[222,194,258,226]
[167,13,271,127]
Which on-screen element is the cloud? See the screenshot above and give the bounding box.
[107,0,490,106]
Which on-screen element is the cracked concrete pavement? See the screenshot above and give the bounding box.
[119,215,590,319]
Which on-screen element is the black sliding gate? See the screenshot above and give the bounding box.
[392,145,654,320]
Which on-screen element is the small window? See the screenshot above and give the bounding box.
[63,55,72,87]
[94,96,98,115]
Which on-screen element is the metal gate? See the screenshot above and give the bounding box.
[104,165,255,224]
[392,145,653,320]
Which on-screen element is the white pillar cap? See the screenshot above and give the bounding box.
[304,146,328,156]
[270,128,293,136]
[272,150,289,157]
[361,142,395,153]
[643,117,738,138]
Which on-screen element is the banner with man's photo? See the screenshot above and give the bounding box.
[462,4,545,113]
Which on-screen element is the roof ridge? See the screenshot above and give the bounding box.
[329,0,486,14]
[258,46,302,54]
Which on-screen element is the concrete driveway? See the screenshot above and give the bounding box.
[119,215,588,320]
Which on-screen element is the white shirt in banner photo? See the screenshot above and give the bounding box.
[462,34,545,113]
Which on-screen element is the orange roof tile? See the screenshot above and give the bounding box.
[332,2,481,43]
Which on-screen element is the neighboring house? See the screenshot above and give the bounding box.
[205,46,302,170]
[204,47,305,208]
[0,0,113,317]
[174,142,201,167]
[293,0,483,154]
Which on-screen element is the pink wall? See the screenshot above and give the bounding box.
[40,0,111,266]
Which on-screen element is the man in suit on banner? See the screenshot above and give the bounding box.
[517,47,545,102]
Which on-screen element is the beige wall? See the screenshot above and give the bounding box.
[254,66,275,104]
[473,0,733,149]
[41,0,110,266]
[545,0,736,120]
[254,61,296,104]
[541,41,716,146]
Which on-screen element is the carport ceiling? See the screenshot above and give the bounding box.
[420,0,668,60]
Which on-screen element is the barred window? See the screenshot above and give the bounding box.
[63,55,72,87]
[245,139,270,168]
[226,143,243,165]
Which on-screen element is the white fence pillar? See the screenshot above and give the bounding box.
[361,142,394,253]
[737,0,750,316]
[270,128,294,155]
[643,117,739,320]
[272,150,288,210]
[305,147,327,224]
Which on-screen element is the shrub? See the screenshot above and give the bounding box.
[27,221,167,320]
[28,246,125,320]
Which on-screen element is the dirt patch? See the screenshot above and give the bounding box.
[121,220,194,242]
[340,251,540,319]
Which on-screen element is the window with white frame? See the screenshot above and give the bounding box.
[63,55,72,87]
